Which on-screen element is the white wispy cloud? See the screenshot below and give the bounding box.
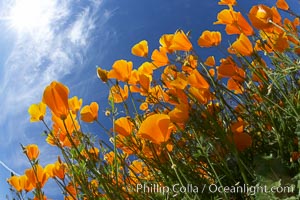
[0,160,20,176]
[0,0,109,144]
[0,0,116,197]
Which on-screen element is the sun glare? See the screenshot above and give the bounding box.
[8,0,52,32]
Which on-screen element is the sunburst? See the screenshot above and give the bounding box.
[8,0,53,33]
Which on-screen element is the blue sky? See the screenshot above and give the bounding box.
[0,0,298,198]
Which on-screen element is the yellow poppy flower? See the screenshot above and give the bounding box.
[68,96,82,114]
[80,102,99,123]
[7,176,22,192]
[107,60,133,82]
[131,40,148,57]
[28,102,46,122]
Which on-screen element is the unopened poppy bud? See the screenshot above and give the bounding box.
[97,67,108,82]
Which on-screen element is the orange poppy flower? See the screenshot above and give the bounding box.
[65,182,78,199]
[86,147,100,160]
[169,30,193,51]
[24,144,40,161]
[217,57,236,78]
[128,69,139,85]
[294,17,300,25]
[168,103,189,125]
[170,73,188,90]
[227,78,244,94]
[28,102,46,122]
[232,132,252,151]
[198,31,222,47]
[161,65,177,89]
[45,160,67,180]
[107,60,133,82]
[204,56,216,67]
[42,81,69,120]
[45,134,56,146]
[97,67,109,82]
[249,5,274,30]
[80,102,99,123]
[189,87,212,104]
[138,114,174,144]
[68,96,82,114]
[254,39,273,53]
[138,62,156,76]
[7,176,22,192]
[7,175,33,192]
[228,33,253,56]
[33,194,47,200]
[209,69,215,77]
[284,18,299,45]
[230,119,252,151]
[148,85,168,103]
[140,141,162,158]
[165,88,188,105]
[218,0,236,6]
[19,175,34,192]
[182,55,198,73]
[104,151,116,165]
[273,32,289,52]
[130,73,152,95]
[217,57,245,82]
[129,160,144,174]
[252,69,267,82]
[151,47,169,67]
[187,69,210,90]
[116,134,138,155]
[131,40,148,57]
[271,6,282,26]
[109,85,129,103]
[139,102,148,111]
[52,113,80,139]
[138,74,152,95]
[276,0,289,10]
[228,12,254,35]
[52,160,67,180]
[256,31,289,53]
[44,163,55,178]
[214,9,235,24]
[159,34,174,53]
[214,8,254,35]
[251,59,267,82]
[25,165,49,188]
[115,117,134,137]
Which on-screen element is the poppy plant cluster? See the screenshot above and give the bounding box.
[7,0,300,199]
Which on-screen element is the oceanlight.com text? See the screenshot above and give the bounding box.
[136,183,295,196]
